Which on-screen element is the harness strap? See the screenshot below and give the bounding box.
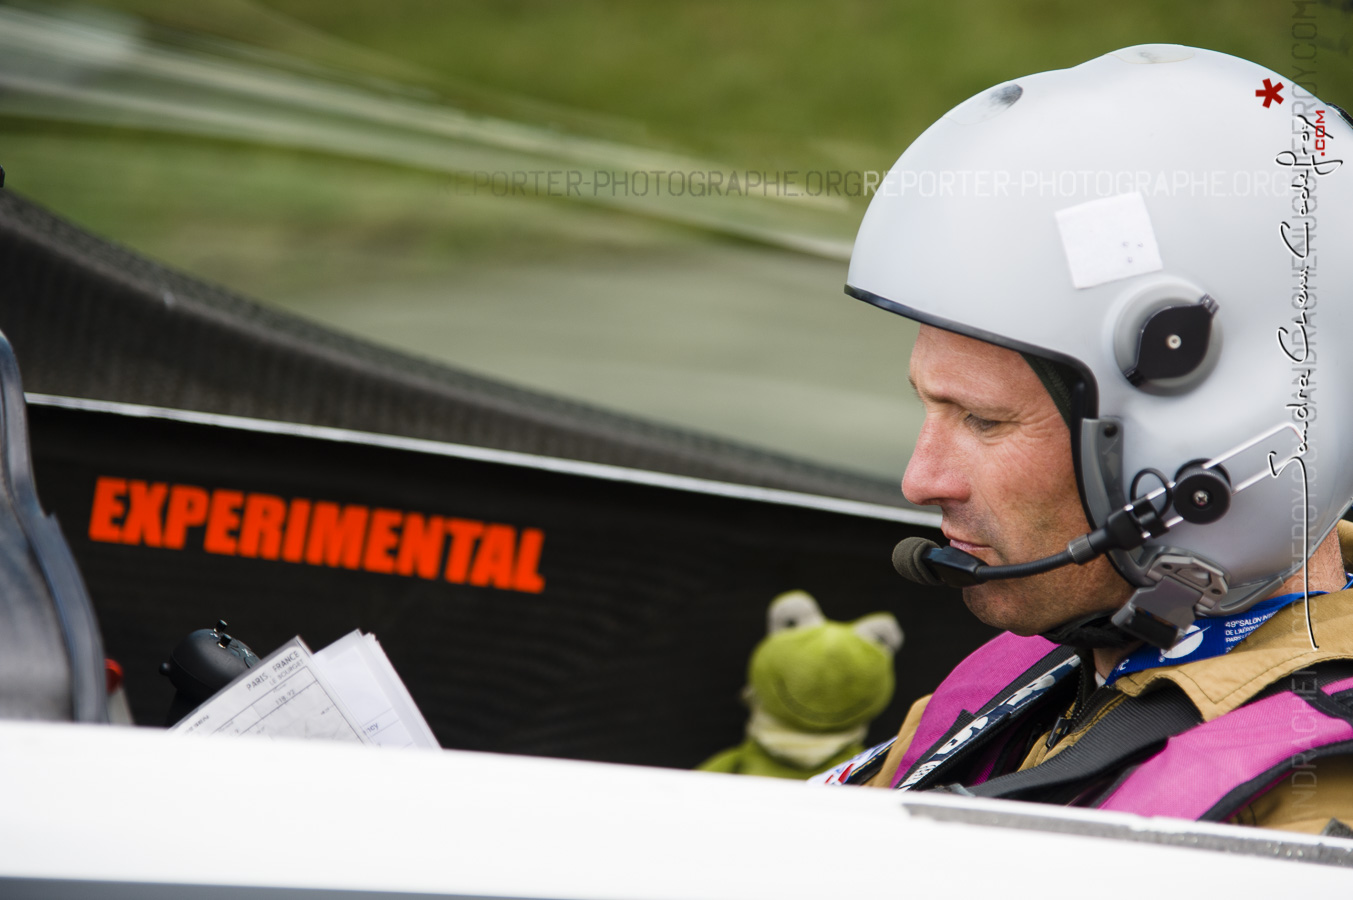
[953,661,1353,816]
[1195,663,1353,822]
[1097,661,1353,821]
[892,634,1073,787]
[956,682,1200,802]
[897,644,1079,791]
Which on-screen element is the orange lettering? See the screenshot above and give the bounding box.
[305,502,369,569]
[121,481,167,547]
[443,519,484,583]
[203,489,244,555]
[238,493,287,559]
[396,514,444,579]
[362,508,402,574]
[513,528,546,593]
[86,480,543,593]
[162,485,210,549]
[469,524,516,589]
[282,498,310,563]
[88,477,127,543]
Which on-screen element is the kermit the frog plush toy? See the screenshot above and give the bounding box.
[697,590,902,779]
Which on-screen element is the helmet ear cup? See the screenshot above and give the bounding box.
[1111,279,1223,395]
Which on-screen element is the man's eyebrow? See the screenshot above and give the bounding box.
[908,377,955,405]
[908,378,1021,419]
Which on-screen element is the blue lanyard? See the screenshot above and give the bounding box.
[1104,583,1341,686]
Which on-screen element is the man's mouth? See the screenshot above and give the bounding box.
[948,538,988,554]
[942,528,993,558]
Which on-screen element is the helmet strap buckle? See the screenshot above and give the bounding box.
[1111,553,1229,649]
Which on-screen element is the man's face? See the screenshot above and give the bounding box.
[903,325,1130,635]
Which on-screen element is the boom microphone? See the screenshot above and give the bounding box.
[891,537,1079,588]
[892,497,1170,589]
[892,537,945,586]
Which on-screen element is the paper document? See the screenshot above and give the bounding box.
[169,630,440,749]
[312,631,440,749]
[170,637,369,743]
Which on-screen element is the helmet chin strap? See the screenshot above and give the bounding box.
[1040,612,1139,650]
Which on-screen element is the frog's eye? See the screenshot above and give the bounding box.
[853,614,904,655]
[767,590,825,633]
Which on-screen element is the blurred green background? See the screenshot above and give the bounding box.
[2,0,1350,483]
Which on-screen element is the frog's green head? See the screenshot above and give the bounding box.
[747,591,903,733]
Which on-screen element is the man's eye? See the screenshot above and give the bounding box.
[964,413,999,432]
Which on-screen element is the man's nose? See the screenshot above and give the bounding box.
[902,420,967,507]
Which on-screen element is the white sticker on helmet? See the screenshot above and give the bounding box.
[1055,191,1164,289]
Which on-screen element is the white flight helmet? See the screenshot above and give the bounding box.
[849,45,1353,648]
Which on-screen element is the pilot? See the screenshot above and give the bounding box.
[817,45,1353,836]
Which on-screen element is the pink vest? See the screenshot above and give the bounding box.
[892,633,1353,821]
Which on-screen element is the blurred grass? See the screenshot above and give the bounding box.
[10,0,1349,286]
[50,0,1353,174]
[147,0,1353,169]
